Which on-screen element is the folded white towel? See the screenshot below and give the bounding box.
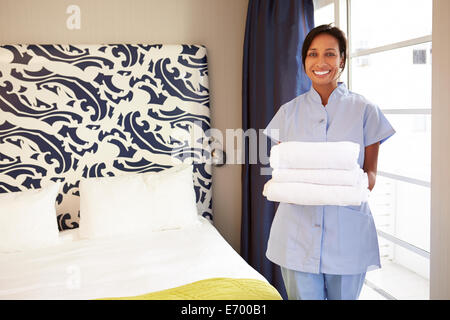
[263,173,369,206]
[270,141,360,170]
[272,166,365,186]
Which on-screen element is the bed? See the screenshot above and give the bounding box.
[0,44,281,300]
[0,217,280,300]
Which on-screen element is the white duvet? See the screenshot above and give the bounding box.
[0,217,267,300]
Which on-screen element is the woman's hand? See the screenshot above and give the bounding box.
[363,142,380,191]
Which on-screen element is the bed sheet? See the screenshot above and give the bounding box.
[0,217,267,300]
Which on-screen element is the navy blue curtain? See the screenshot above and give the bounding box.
[241,0,314,299]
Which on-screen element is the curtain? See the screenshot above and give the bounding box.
[241,0,314,299]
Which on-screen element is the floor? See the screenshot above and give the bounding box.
[359,283,387,300]
[358,260,429,300]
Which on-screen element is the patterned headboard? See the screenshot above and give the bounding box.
[0,44,212,230]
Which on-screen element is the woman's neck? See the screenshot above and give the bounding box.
[313,82,338,106]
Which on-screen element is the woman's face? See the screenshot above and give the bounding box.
[304,33,343,89]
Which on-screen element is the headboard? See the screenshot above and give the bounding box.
[0,44,212,230]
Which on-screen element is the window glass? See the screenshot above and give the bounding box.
[350,42,432,110]
[370,176,431,252]
[314,2,334,26]
[377,114,431,182]
[350,0,432,52]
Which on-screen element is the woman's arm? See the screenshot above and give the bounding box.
[363,142,380,191]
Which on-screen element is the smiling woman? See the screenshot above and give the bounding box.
[262,24,396,300]
[301,24,347,106]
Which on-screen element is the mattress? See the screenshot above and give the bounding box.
[0,217,269,300]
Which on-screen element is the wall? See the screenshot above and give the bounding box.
[431,0,450,300]
[0,0,248,252]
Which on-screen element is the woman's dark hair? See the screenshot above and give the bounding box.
[301,24,348,71]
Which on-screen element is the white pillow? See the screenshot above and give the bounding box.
[143,164,200,231]
[78,164,200,239]
[79,173,150,239]
[0,181,61,253]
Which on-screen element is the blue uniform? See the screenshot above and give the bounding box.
[263,83,395,298]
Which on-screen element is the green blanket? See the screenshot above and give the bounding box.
[100,277,282,300]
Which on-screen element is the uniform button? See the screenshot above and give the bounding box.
[319,119,325,123]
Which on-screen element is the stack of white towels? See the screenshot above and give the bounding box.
[263,141,369,206]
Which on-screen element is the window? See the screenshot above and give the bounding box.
[314,0,335,26]
[313,0,432,300]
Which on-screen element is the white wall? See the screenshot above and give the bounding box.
[0,0,249,253]
[430,0,450,300]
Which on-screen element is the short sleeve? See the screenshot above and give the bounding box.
[363,103,396,147]
[263,105,286,143]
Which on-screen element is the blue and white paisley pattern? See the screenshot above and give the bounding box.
[0,44,212,230]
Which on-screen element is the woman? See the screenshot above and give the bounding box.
[263,24,396,300]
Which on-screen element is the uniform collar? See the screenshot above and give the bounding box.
[308,82,348,105]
